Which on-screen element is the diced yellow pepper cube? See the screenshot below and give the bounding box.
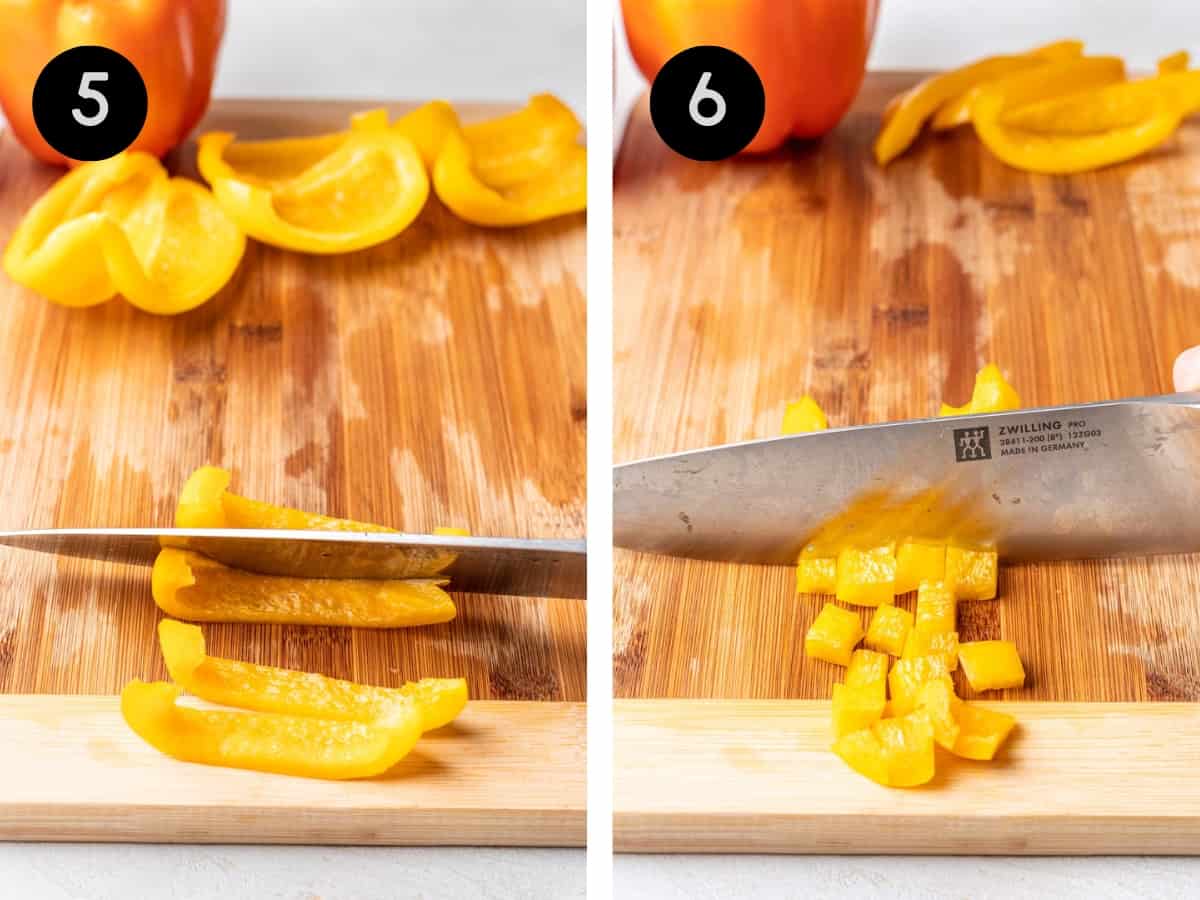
[889,655,952,715]
[804,602,864,667]
[835,544,897,607]
[953,702,1018,760]
[833,711,936,787]
[831,682,887,737]
[781,395,829,434]
[915,581,957,633]
[845,648,889,694]
[914,678,961,750]
[796,556,837,595]
[939,363,1021,417]
[958,640,1025,691]
[944,547,998,600]
[895,541,945,594]
[902,630,959,670]
[864,604,912,656]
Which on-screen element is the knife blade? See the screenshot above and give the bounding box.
[614,393,1200,565]
[0,528,586,600]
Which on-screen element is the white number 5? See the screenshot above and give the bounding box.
[688,72,726,128]
[72,72,110,127]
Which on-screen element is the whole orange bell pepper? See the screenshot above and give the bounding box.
[0,0,226,166]
[622,0,878,153]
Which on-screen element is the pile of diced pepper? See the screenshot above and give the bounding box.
[784,364,1027,787]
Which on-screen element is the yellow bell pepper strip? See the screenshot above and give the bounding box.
[875,40,1087,162]
[939,363,1022,417]
[958,640,1026,691]
[803,602,864,667]
[197,110,429,254]
[971,58,1181,174]
[121,680,423,780]
[902,630,959,670]
[951,701,1018,760]
[795,554,837,594]
[158,619,466,732]
[834,544,897,607]
[831,682,886,738]
[461,94,584,189]
[888,655,952,716]
[944,546,999,600]
[845,648,889,695]
[915,581,957,633]
[152,548,456,628]
[781,396,829,435]
[3,152,245,314]
[894,541,946,594]
[833,711,936,787]
[913,678,962,751]
[173,465,462,578]
[864,604,912,657]
[1002,69,1200,134]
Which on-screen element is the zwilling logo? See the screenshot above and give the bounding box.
[954,427,991,462]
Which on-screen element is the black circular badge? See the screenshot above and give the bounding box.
[32,45,148,161]
[648,45,765,162]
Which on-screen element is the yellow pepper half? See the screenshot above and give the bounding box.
[121,679,423,780]
[197,109,429,254]
[152,547,456,627]
[971,58,1181,174]
[875,40,1085,162]
[158,619,467,732]
[3,152,245,314]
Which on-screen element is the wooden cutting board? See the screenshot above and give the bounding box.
[0,99,585,844]
[614,73,1200,852]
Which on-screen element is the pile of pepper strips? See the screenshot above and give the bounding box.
[123,466,469,779]
[785,365,1029,787]
[877,42,1200,173]
[3,95,586,315]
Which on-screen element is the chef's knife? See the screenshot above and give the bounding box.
[0,528,586,600]
[614,393,1200,565]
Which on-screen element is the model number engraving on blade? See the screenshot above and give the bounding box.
[993,418,1101,458]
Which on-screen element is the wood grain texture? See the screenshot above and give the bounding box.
[614,699,1200,854]
[0,697,584,846]
[613,74,1200,703]
[0,100,586,701]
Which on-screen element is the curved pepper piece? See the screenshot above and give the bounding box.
[3,153,245,314]
[0,0,225,167]
[876,41,1090,162]
[197,110,429,254]
[152,548,456,627]
[121,680,422,780]
[159,619,467,732]
[971,60,1181,174]
[781,396,829,435]
[1001,71,1200,134]
[939,363,1021,417]
[927,40,1086,132]
[173,466,462,578]
[460,94,584,188]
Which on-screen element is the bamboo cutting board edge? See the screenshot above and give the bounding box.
[0,697,585,846]
[614,699,1200,854]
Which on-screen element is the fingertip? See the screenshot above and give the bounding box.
[1174,346,1200,392]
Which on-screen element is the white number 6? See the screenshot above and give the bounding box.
[688,72,726,128]
[72,72,110,127]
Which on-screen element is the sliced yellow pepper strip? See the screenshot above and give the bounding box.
[197,109,429,254]
[173,465,461,578]
[3,152,245,314]
[875,40,1087,162]
[929,40,1087,131]
[152,548,457,627]
[121,680,422,780]
[158,619,466,732]
[972,59,1181,174]
[939,363,1021,417]
[461,94,584,189]
[1002,70,1200,133]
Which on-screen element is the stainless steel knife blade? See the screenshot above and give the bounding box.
[0,528,586,599]
[614,393,1200,565]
